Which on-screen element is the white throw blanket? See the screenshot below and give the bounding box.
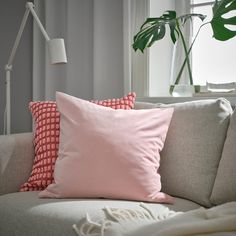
[73,202,236,236]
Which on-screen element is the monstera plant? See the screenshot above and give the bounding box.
[132,0,236,94]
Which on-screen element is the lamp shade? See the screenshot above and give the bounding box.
[47,38,67,64]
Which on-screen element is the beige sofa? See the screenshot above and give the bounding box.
[0,99,236,236]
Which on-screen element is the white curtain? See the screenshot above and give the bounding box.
[33,0,125,101]
[123,0,149,97]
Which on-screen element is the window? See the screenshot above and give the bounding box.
[134,0,236,97]
[190,0,236,85]
[148,0,175,96]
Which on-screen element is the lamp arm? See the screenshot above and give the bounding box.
[4,69,11,135]
[6,3,50,68]
[4,3,31,135]
[6,6,30,67]
[26,2,50,42]
[3,2,66,135]
[4,2,50,135]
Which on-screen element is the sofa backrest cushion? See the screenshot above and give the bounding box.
[135,99,232,207]
[210,109,236,204]
[0,133,34,195]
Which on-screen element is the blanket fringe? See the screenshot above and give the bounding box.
[73,203,179,236]
[103,202,177,222]
[73,213,111,236]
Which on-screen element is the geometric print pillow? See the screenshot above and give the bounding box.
[19,92,136,191]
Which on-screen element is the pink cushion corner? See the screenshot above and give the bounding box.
[39,92,174,203]
[20,92,136,192]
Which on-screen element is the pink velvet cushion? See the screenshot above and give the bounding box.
[39,92,174,203]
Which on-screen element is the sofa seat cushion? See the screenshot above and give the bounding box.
[0,192,200,236]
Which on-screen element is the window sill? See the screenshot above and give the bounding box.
[193,92,236,97]
[137,92,236,105]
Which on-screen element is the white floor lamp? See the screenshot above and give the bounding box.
[4,2,67,135]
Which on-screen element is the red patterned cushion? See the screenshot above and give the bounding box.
[20,92,136,191]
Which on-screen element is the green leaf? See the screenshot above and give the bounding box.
[211,0,236,41]
[163,10,177,20]
[133,24,165,52]
[132,10,206,52]
[147,25,166,47]
[132,11,177,52]
[169,23,179,44]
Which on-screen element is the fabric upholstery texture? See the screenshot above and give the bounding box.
[155,99,232,207]
[0,133,34,196]
[210,109,236,204]
[40,92,174,203]
[134,101,157,110]
[0,191,200,236]
[20,93,136,192]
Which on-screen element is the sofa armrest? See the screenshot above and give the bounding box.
[0,133,34,195]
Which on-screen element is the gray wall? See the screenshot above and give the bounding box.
[93,0,124,100]
[0,0,33,134]
[63,0,94,101]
